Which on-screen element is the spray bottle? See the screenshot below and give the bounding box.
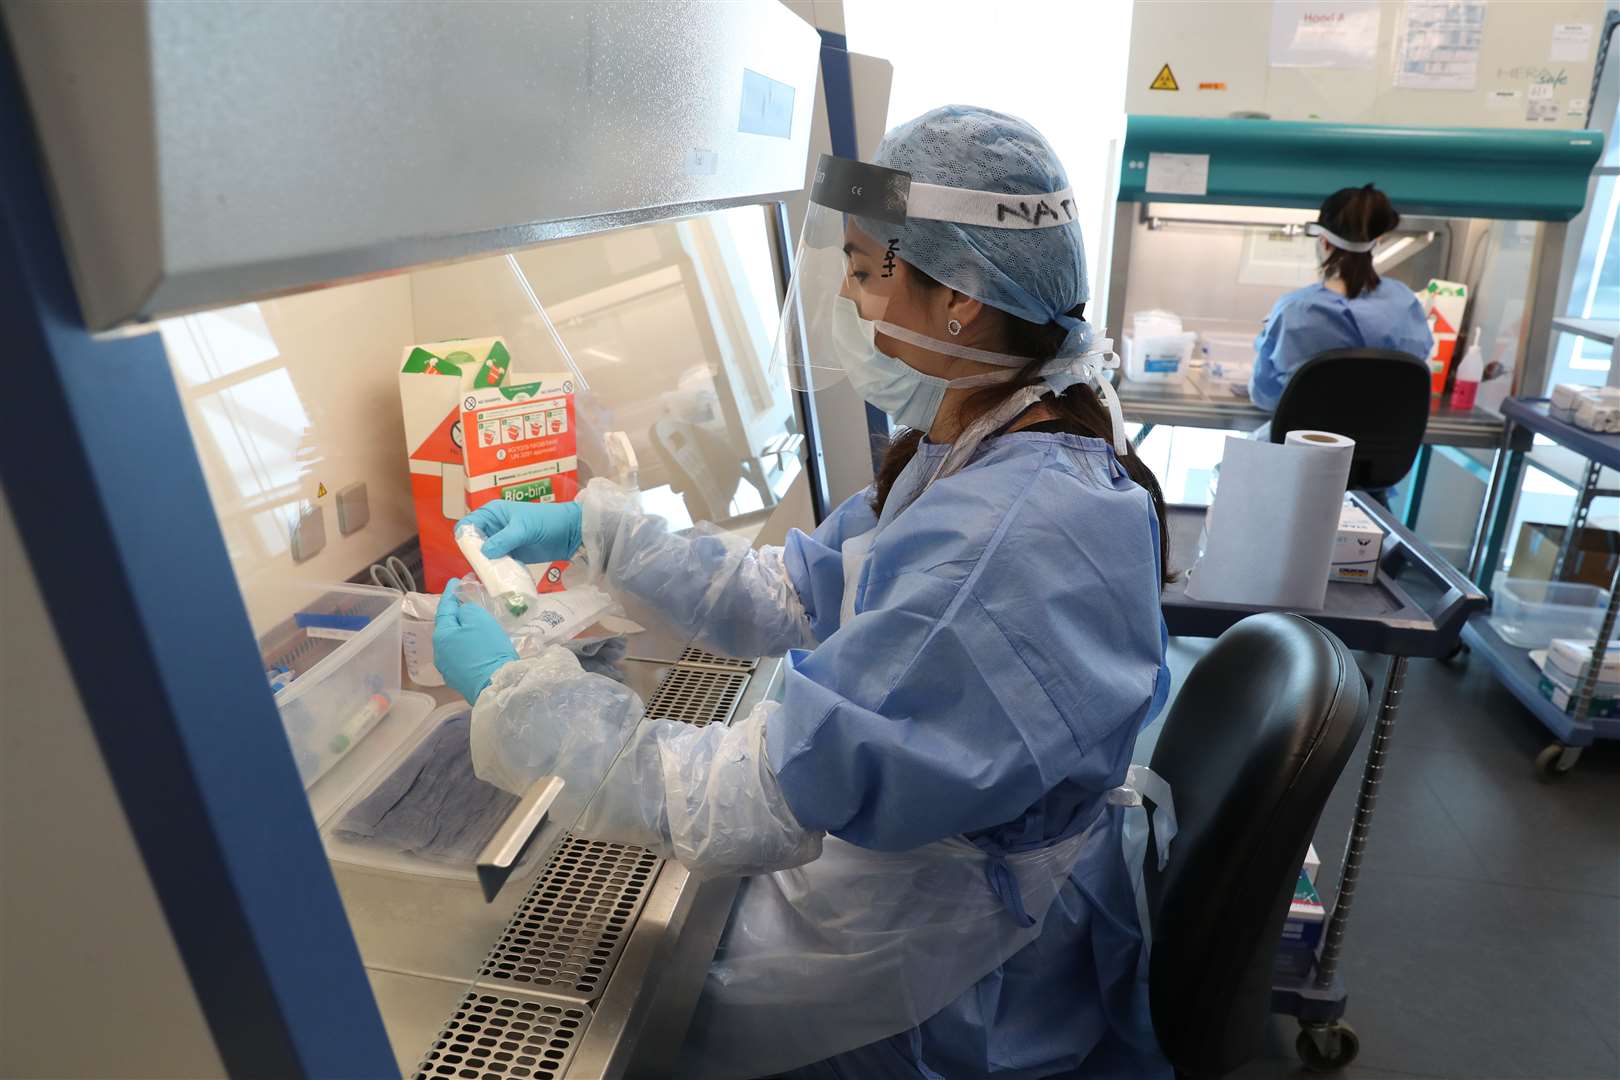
[1450,327,1484,411]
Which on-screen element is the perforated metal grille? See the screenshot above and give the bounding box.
[415,992,588,1080]
[676,645,756,672]
[642,665,749,728]
[478,837,661,1002]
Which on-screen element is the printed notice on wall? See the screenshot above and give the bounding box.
[1549,24,1593,63]
[1269,1,1381,69]
[1526,81,1560,123]
[1395,0,1486,91]
[1145,153,1209,197]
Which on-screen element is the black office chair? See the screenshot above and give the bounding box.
[1144,613,1371,1078]
[1270,348,1430,491]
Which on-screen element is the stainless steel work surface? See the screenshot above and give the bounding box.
[367,970,472,1078]
[415,990,593,1080]
[1117,369,1505,448]
[335,862,537,984]
[398,653,781,1077]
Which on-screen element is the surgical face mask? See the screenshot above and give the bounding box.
[830,296,1011,431]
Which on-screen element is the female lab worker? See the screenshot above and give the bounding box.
[435,106,1175,1080]
[1249,184,1434,411]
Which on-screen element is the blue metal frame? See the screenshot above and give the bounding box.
[0,38,392,1075]
[818,28,892,473]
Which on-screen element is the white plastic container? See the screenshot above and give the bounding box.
[262,583,403,788]
[1200,330,1256,392]
[1123,330,1197,384]
[1488,579,1608,648]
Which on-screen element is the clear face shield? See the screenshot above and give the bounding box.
[771,155,915,392]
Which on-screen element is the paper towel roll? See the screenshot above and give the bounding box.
[1284,429,1357,463]
[1186,432,1355,610]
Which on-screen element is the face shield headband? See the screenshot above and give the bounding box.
[1305,220,1381,254]
[787,155,1125,452]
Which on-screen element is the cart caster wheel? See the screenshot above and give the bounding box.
[1536,743,1582,780]
[1441,641,1469,665]
[1297,1022,1360,1072]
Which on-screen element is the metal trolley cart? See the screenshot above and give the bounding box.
[1463,396,1620,777]
[1162,492,1486,1071]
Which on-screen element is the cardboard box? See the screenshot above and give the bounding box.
[1536,676,1620,718]
[1573,389,1620,434]
[460,373,580,594]
[1511,523,1620,590]
[399,338,576,592]
[1332,501,1384,585]
[1274,942,1315,978]
[1419,279,1469,395]
[1546,637,1620,684]
[1281,869,1325,948]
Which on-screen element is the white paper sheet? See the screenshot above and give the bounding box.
[1145,152,1209,196]
[1395,0,1486,91]
[1269,1,1381,69]
[1526,81,1561,123]
[1549,23,1593,63]
[1185,433,1354,611]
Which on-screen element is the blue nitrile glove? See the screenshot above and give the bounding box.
[459,501,584,564]
[433,578,519,704]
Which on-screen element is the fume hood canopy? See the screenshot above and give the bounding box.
[4,0,819,330]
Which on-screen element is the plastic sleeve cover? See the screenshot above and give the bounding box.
[471,647,823,878]
[576,479,816,658]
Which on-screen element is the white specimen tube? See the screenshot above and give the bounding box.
[455,521,542,618]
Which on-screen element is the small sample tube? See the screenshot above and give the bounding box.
[455,521,542,619]
[329,693,392,755]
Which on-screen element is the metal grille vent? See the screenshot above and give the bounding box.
[642,665,749,728]
[676,645,756,672]
[479,837,661,1002]
[415,991,588,1080]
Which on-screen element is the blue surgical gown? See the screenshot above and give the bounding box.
[1249,280,1433,412]
[745,432,1171,1078]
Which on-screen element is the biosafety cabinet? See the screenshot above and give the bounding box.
[1102,116,1604,562]
[0,4,826,1076]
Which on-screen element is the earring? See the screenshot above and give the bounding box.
[947,319,962,336]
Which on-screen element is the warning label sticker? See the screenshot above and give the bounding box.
[1150,64,1180,91]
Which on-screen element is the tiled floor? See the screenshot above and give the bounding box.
[1147,638,1620,1080]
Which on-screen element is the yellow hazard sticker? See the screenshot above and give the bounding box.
[1150,64,1179,91]
[317,482,328,498]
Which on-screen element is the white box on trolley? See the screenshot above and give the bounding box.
[1331,502,1385,586]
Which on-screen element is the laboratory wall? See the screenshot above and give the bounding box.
[0,483,226,1078]
[844,0,1135,325]
[1127,0,1610,128]
[157,278,420,638]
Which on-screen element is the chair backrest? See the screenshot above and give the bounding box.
[1145,613,1370,1077]
[1270,348,1430,490]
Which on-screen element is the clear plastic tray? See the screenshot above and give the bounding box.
[1488,578,1607,649]
[262,582,402,788]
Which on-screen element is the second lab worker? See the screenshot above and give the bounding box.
[435,107,1175,1079]
[1249,184,1434,411]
